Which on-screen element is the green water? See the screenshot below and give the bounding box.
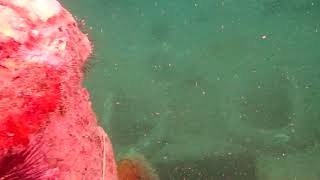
[62,0,320,179]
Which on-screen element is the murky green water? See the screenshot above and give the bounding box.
[63,0,320,179]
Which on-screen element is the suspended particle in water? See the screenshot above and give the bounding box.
[261,35,267,40]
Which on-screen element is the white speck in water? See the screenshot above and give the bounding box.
[161,9,166,15]
[220,25,225,32]
[163,156,168,160]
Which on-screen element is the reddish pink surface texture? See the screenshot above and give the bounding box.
[0,0,118,179]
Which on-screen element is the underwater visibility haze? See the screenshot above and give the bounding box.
[62,0,320,179]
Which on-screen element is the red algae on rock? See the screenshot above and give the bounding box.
[0,0,117,179]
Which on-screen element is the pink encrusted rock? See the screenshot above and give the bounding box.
[0,0,118,179]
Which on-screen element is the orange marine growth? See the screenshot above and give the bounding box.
[117,154,159,180]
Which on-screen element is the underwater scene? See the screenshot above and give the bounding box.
[62,0,320,179]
